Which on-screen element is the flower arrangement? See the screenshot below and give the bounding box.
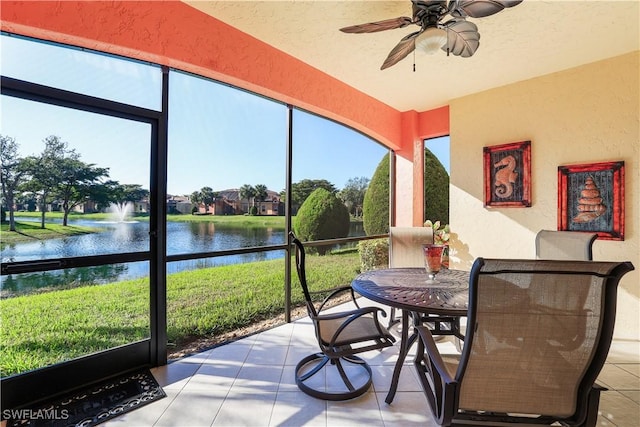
[424,220,450,245]
[424,220,450,268]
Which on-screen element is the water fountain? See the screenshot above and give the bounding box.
[106,202,137,223]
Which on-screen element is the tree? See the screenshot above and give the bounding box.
[362,149,449,235]
[284,179,337,212]
[21,136,71,228]
[253,184,268,215]
[90,179,121,212]
[338,177,369,218]
[189,190,202,213]
[14,192,37,212]
[200,187,217,213]
[188,187,217,214]
[116,184,149,204]
[56,156,110,225]
[239,184,256,213]
[363,153,390,235]
[0,135,28,231]
[424,148,450,224]
[293,188,350,255]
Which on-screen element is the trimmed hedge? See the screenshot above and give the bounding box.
[363,149,449,234]
[293,188,350,255]
[363,153,390,235]
[424,148,450,224]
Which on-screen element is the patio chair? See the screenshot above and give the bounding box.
[290,234,395,400]
[389,226,434,268]
[535,230,597,261]
[387,227,462,346]
[387,226,434,328]
[414,257,634,426]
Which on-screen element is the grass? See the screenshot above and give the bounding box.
[1,221,103,245]
[0,250,362,376]
[5,211,134,222]
[166,214,286,228]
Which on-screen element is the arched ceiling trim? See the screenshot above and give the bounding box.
[2,1,453,151]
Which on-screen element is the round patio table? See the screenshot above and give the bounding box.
[352,267,470,404]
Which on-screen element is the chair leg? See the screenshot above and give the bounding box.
[580,385,603,427]
[297,353,330,382]
[295,353,374,401]
[387,307,400,330]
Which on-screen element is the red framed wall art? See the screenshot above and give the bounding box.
[483,140,531,207]
[558,161,625,240]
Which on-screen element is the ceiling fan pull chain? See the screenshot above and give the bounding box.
[413,50,416,72]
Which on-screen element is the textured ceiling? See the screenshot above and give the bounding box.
[185,1,639,112]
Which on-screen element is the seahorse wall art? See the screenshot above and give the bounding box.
[572,176,606,223]
[493,155,518,198]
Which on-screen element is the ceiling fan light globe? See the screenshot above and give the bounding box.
[415,27,447,55]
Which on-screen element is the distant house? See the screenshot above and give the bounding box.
[166,195,192,214]
[214,189,242,215]
[133,200,149,214]
[256,190,284,216]
[190,189,283,216]
[71,200,98,214]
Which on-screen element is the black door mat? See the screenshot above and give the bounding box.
[4,369,166,427]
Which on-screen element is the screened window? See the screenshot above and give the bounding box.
[0,33,161,110]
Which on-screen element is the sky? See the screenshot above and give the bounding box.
[1,33,449,196]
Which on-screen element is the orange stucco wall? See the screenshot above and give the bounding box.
[1,1,404,147]
[398,106,450,224]
[1,0,450,224]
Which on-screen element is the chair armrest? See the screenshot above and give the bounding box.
[414,325,457,425]
[313,285,361,312]
[416,326,456,384]
[315,306,384,322]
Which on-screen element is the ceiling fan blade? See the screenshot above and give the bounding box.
[457,0,523,18]
[442,20,479,57]
[340,16,415,34]
[381,31,420,70]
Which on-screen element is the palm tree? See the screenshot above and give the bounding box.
[239,184,256,214]
[200,186,216,213]
[253,184,268,215]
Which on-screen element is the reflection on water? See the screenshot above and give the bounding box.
[1,263,133,295]
[1,217,149,262]
[1,217,363,295]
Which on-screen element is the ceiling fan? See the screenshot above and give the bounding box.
[340,0,524,70]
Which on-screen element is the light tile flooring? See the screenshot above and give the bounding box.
[105,301,640,427]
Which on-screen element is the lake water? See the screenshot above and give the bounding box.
[1,217,363,295]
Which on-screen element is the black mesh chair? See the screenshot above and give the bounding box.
[291,234,395,400]
[414,258,634,426]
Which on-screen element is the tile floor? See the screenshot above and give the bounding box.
[105,301,640,427]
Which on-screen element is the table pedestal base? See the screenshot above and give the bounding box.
[385,310,464,404]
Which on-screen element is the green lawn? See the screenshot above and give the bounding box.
[166,213,286,228]
[1,211,362,375]
[0,250,362,376]
[1,221,103,245]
